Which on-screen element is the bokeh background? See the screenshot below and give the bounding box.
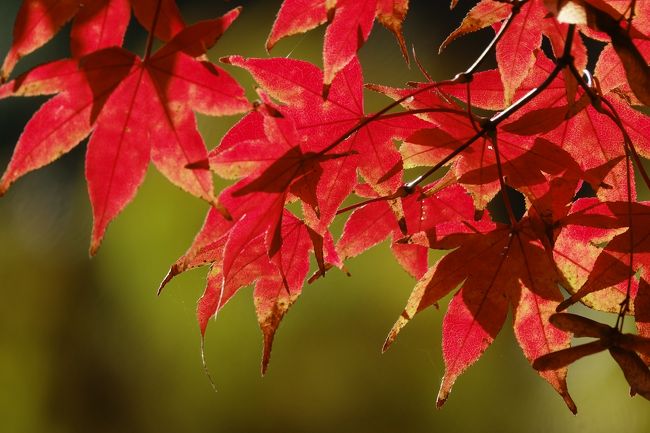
[1,1,650,432]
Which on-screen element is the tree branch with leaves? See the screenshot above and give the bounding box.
[1,0,650,413]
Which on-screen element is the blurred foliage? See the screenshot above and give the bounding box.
[0,1,649,432]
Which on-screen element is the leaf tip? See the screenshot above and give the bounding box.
[261,352,270,376]
[261,343,272,376]
[265,37,275,53]
[0,63,11,84]
[565,395,578,415]
[436,373,457,408]
[211,199,233,221]
[397,217,408,235]
[185,158,211,170]
[222,5,243,25]
[158,265,179,296]
[556,298,574,312]
[322,83,331,100]
[381,336,394,354]
[438,38,450,55]
[89,240,101,257]
[383,313,410,352]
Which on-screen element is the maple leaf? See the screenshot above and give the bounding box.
[439,0,512,53]
[160,205,334,373]
[178,87,341,290]
[208,210,336,373]
[337,182,474,279]
[209,94,347,289]
[440,50,568,112]
[591,6,650,106]
[1,0,186,81]
[594,37,650,106]
[384,214,576,412]
[442,0,588,104]
[404,127,593,214]
[267,0,410,91]
[440,0,539,103]
[565,0,650,106]
[551,198,631,312]
[542,98,648,201]
[3,0,650,412]
[369,56,597,213]
[0,9,250,254]
[554,199,650,313]
[365,82,503,209]
[495,0,549,104]
[472,52,650,202]
[221,55,427,232]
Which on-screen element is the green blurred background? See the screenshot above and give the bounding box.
[1,1,649,432]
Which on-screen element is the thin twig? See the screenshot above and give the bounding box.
[317,81,448,156]
[462,2,525,79]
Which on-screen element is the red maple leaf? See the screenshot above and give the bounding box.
[221,55,427,232]
[416,51,650,204]
[369,55,597,213]
[1,0,186,81]
[3,0,650,412]
[337,182,475,279]
[266,0,409,90]
[554,199,650,313]
[0,8,250,254]
[441,0,588,104]
[160,204,338,373]
[183,87,343,291]
[586,0,650,106]
[384,210,577,412]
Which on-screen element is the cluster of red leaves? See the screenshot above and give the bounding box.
[2,0,650,412]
